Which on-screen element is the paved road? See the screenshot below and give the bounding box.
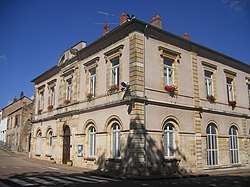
[0,148,249,186]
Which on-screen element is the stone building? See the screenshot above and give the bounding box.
[31,14,250,175]
[2,92,33,152]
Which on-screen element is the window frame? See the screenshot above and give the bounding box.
[163,57,174,86]
[89,68,96,97]
[88,126,96,157]
[229,126,239,164]
[204,70,213,97]
[163,122,175,157]
[226,77,234,102]
[111,57,120,86]
[47,130,53,156]
[111,123,120,158]
[206,123,218,166]
[66,78,73,101]
[36,131,42,156]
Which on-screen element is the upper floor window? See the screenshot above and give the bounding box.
[38,91,44,112]
[248,84,250,106]
[14,115,20,127]
[226,77,234,102]
[66,78,72,101]
[164,58,174,86]
[205,70,213,97]
[163,122,175,157]
[48,87,55,106]
[111,57,120,86]
[206,123,218,166]
[89,68,96,97]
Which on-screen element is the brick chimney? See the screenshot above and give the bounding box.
[120,12,127,25]
[150,14,162,29]
[103,23,109,35]
[183,32,190,40]
[20,91,24,99]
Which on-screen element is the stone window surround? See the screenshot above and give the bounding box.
[104,44,124,91]
[202,61,217,101]
[84,57,99,99]
[158,46,181,93]
[37,85,45,113]
[224,69,237,103]
[47,79,56,107]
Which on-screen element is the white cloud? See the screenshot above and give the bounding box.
[222,0,249,15]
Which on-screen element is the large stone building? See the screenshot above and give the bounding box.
[31,14,250,175]
[2,93,33,152]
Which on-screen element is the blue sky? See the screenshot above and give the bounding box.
[0,0,249,109]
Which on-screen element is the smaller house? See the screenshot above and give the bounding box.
[2,92,33,152]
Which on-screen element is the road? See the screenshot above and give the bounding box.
[0,148,249,186]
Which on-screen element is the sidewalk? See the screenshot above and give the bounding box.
[3,147,250,180]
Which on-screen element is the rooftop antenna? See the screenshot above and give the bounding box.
[95,11,118,34]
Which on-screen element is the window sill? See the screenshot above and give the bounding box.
[35,154,41,156]
[45,154,52,157]
[84,157,96,161]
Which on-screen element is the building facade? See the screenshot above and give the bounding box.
[31,15,250,175]
[0,110,7,145]
[2,93,33,152]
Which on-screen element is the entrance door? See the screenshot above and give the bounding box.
[62,125,70,164]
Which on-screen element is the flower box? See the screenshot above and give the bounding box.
[107,84,119,95]
[229,101,236,108]
[86,93,93,101]
[207,95,216,103]
[64,99,71,104]
[47,105,53,110]
[164,85,177,93]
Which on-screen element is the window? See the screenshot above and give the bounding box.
[111,57,119,86]
[112,123,120,158]
[89,68,96,97]
[36,131,42,155]
[229,126,239,164]
[38,91,44,112]
[164,58,174,86]
[14,115,20,127]
[89,127,96,157]
[49,87,55,106]
[206,123,218,166]
[226,77,234,102]
[47,130,53,156]
[66,78,72,101]
[205,70,213,96]
[163,123,175,157]
[248,84,250,106]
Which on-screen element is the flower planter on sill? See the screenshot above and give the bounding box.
[47,105,53,110]
[107,84,119,95]
[86,93,93,101]
[207,95,216,103]
[229,101,236,108]
[164,85,178,97]
[64,100,71,104]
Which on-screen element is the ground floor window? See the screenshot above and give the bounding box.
[36,130,42,155]
[229,125,239,164]
[112,123,120,158]
[163,122,175,157]
[206,123,218,166]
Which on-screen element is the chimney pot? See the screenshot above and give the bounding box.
[103,23,109,35]
[13,96,17,103]
[120,12,127,25]
[20,91,24,99]
[184,32,190,40]
[150,14,162,29]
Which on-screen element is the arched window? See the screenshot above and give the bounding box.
[112,123,120,158]
[89,126,96,157]
[163,122,175,157]
[36,130,42,155]
[206,123,218,166]
[229,126,239,164]
[47,129,53,156]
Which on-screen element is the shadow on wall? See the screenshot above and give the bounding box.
[96,115,188,176]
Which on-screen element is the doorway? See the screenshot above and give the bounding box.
[62,125,70,164]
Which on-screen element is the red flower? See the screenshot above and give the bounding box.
[47,105,53,110]
[229,101,236,108]
[164,85,176,93]
[207,95,216,103]
[64,99,71,104]
[107,84,119,95]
